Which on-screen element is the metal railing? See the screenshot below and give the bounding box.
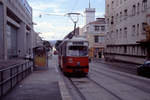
[0,61,33,97]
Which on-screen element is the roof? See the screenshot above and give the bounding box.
[88,18,105,25]
[69,36,88,42]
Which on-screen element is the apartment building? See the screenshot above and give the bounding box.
[105,0,150,64]
[0,0,34,60]
[82,18,106,58]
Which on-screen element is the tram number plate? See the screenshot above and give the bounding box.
[74,69,81,72]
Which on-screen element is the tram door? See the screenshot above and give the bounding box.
[33,47,48,69]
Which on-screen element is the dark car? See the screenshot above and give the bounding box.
[54,50,58,55]
[137,61,150,77]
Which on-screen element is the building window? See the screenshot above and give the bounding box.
[94,36,99,43]
[7,24,17,58]
[116,13,119,23]
[107,18,109,25]
[137,3,140,14]
[132,5,136,16]
[86,26,89,31]
[124,46,127,53]
[111,16,114,25]
[142,0,147,11]
[120,12,122,21]
[94,26,100,31]
[124,9,128,20]
[132,25,136,36]
[101,26,105,31]
[120,28,122,38]
[116,29,119,40]
[107,4,109,14]
[124,27,127,38]
[116,0,119,6]
[112,1,114,9]
[137,24,139,36]
[120,0,122,4]
[99,36,104,43]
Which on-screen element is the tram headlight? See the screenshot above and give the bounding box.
[68,58,73,63]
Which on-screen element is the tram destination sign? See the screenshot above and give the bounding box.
[73,42,84,45]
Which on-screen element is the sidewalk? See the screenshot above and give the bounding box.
[2,57,62,100]
[92,58,139,69]
[92,58,139,75]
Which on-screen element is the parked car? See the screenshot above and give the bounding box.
[137,61,150,77]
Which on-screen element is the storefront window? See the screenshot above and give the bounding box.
[7,24,17,58]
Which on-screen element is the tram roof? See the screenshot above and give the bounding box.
[57,36,88,48]
[66,36,88,42]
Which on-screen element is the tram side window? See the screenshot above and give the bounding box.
[68,46,88,56]
[61,47,62,55]
[62,45,66,56]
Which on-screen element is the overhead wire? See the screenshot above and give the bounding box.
[70,0,79,13]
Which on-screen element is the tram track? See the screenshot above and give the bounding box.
[87,76,122,100]
[68,78,87,100]
[91,62,150,86]
[68,76,123,100]
[91,67,150,94]
[57,65,86,100]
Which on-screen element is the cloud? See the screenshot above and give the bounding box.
[28,0,66,13]
[34,22,54,32]
[35,21,73,40]
[27,0,105,40]
[95,12,105,17]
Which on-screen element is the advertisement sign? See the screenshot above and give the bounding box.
[33,47,47,68]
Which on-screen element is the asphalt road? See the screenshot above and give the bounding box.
[59,57,150,100]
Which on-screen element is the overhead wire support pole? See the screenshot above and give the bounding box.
[66,13,82,37]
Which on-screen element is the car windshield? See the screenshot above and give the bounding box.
[68,46,88,56]
[144,61,150,64]
[144,61,150,67]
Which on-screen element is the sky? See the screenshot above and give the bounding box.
[27,0,105,40]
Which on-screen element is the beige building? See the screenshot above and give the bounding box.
[105,0,150,64]
[82,18,106,58]
[0,0,34,60]
[80,5,106,58]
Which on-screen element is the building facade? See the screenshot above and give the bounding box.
[105,0,150,64]
[85,8,95,25]
[0,0,34,60]
[32,32,43,48]
[82,18,106,58]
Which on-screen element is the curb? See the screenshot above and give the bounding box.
[58,74,72,100]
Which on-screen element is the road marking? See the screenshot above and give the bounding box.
[55,66,58,73]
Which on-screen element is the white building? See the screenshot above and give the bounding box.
[80,4,106,58]
[85,8,95,25]
[105,0,150,64]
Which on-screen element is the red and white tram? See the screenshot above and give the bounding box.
[58,37,89,75]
